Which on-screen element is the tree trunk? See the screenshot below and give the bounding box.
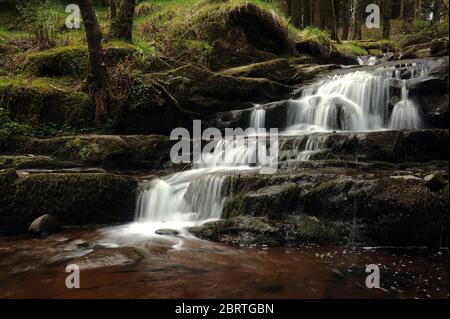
[109,0,136,42]
[400,0,405,19]
[341,0,350,40]
[77,0,112,127]
[382,0,391,39]
[312,0,322,27]
[350,0,362,40]
[109,0,117,21]
[331,0,340,41]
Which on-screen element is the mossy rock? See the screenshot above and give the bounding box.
[190,214,346,246]
[7,134,176,170]
[0,171,138,233]
[150,63,292,114]
[0,77,93,128]
[223,183,303,219]
[20,45,88,77]
[17,42,139,77]
[0,169,19,223]
[0,155,81,170]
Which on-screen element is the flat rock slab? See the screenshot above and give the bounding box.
[71,247,144,270]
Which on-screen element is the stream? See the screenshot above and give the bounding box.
[0,58,448,299]
[0,228,448,298]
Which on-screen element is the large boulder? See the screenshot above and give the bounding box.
[0,171,138,233]
[409,57,449,128]
[28,214,61,236]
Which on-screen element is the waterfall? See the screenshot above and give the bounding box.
[131,105,271,234]
[286,62,429,132]
[297,135,327,161]
[250,106,266,129]
[126,60,433,237]
[388,80,423,130]
[135,171,229,224]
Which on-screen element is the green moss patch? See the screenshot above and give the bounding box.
[0,76,93,128]
[0,170,138,233]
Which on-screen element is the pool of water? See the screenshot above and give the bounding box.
[0,226,448,299]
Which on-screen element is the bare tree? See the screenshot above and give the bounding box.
[77,0,112,127]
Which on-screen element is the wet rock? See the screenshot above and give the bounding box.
[218,171,448,247]
[424,174,447,192]
[28,214,61,236]
[278,129,449,163]
[72,247,144,270]
[190,215,346,247]
[409,57,449,129]
[155,229,180,236]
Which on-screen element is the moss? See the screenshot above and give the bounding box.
[220,58,300,84]
[0,171,138,233]
[16,42,138,77]
[8,134,176,170]
[222,184,302,219]
[0,155,81,170]
[20,45,88,77]
[0,76,93,128]
[0,129,9,151]
[190,214,346,246]
[150,63,291,114]
[335,43,368,56]
[136,0,294,69]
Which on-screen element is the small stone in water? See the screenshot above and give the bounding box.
[155,229,180,236]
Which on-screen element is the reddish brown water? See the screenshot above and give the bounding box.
[0,226,448,299]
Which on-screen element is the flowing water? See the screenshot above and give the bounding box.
[0,229,448,298]
[123,61,433,237]
[286,62,427,133]
[388,80,423,129]
[1,60,446,298]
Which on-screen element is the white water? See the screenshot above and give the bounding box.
[250,107,266,129]
[297,135,328,161]
[107,61,431,241]
[388,81,423,130]
[286,63,428,132]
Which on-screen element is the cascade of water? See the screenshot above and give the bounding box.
[388,80,423,130]
[286,63,429,132]
[132,105,271,233]
[250,107,266,129]
[297,135,327,161]
[128,60,433,237]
